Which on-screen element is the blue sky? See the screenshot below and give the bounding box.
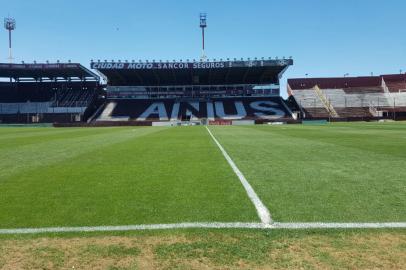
[2,0,405,95]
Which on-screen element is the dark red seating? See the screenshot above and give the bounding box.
[288,77,382,90]
[381,74,406,92]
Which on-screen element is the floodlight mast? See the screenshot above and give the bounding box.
[4,17,16,63]
[199,13,207,60]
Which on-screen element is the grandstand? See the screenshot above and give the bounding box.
[288,74,406,120]
[2,59,406,124]
[0,63,100,123]
[91,59,294,124]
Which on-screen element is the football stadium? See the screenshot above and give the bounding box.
[1,2,406,269]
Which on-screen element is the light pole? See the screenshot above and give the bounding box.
[199,13,207,61]
[4,17,16,63]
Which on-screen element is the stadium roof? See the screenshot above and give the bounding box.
[381,73,406,82]
[288,76,382,90]
[92,59,293,86]
[288,73,406,90]
[0,63,99,81]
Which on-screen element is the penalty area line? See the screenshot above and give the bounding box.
[205,126,272,224]
[1,222,406,234]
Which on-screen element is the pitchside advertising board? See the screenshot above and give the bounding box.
[91,59,292,70]
[99,98,291,121]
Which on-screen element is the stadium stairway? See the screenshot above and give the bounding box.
[313,85,339,117]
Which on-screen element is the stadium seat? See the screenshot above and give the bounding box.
[288,75,406,119]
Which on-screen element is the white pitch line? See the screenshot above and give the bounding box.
[205,126,272,224]
[0,223,266,234]
[274,222,406,229]
[1,222,406,234]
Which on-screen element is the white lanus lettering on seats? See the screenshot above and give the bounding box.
[250,101,285,119]
[185,102,200,120]
[170,102,180,121]
[137,102,168,121]
[215,101,246,119]
[206,102,215,121]
[97,102,129,121]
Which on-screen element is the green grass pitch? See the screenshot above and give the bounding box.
[0,122,405,229]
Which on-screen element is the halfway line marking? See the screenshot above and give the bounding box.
[205,126,272,224]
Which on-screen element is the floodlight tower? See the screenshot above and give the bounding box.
[199,13,207,60]
[4,17,16,63]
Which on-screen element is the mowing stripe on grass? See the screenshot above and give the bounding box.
[1,222,406,234]
[205,126,272,224]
